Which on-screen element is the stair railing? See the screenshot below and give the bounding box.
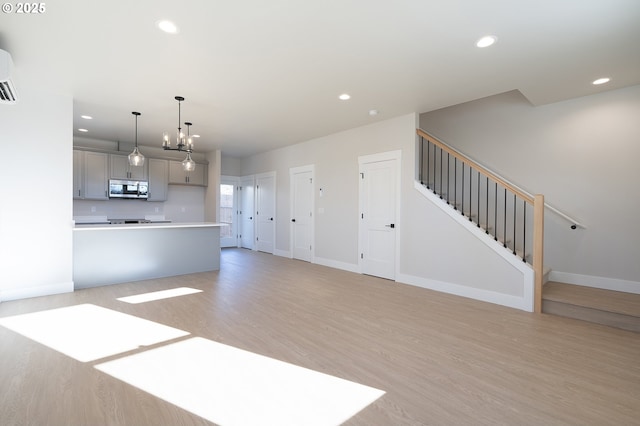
[417,129,544,312]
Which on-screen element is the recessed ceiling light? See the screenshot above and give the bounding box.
[192,134,201,138]
[592,77,610,85]
[338,93,351,101]
[81,115,92,120]
[369,109,378,116]
[476,35,497,48]
[78,128,89,133]
[157,20,179,34]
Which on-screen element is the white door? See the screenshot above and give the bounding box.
[290,166,314,262]
[359,152,400,280]
[239,175,255,250]
[220,177,238,248]
[256,172,276,253]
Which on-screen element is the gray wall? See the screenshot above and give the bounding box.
[0,88,74,301]
[420,86,640,289]
[235,113,529,307]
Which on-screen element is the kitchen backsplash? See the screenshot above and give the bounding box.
[74,185,205,223]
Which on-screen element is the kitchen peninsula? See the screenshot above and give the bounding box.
[73,222,225,288]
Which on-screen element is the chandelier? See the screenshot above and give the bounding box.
[162,96,196,171]
[128,111,145,166]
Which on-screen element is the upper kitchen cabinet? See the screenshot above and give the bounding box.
[73,150,84,199]
[147,158,168,201]
[74,150,109,200]
[168,160,207,186]
[110,154,148,180]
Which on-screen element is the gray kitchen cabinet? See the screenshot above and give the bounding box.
[73,150,84,199]
[74,151,109,200]
[147,158,168,201]
[168,160,207,186]
[110,154,147,180]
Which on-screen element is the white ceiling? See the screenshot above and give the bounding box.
[2,0,639,157]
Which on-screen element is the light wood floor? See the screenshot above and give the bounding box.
[1,248,639,425]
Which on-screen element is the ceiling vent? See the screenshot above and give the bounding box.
[0,49,18,104]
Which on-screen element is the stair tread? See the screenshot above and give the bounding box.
[543,282,640,317]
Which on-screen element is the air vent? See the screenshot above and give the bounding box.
[0,80,17,103]
[0,49,18,104]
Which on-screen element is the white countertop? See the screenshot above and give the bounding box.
[74,222,227,231]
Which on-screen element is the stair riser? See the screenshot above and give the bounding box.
[543,300,640,333]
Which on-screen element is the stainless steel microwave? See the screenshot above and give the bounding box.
[108,179,149,199]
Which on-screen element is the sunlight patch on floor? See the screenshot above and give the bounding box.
[117,287,203,304]
[0,304,189,362]
[95,337,385,426]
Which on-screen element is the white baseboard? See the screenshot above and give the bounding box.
[313,257,360,274]
[549,271,640,294]
[1,281,74,302]
[274,249,291,258]
[396,273,533,312]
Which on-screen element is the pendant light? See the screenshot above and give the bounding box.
[128,111,145,166]
[162,96,196,171]
[182,121,196,171]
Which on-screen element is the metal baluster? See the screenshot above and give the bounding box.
[461,163,465,215]
[503,187,507,248]
[468,165,473,222]
[419,136,424,185]
[513,193,517,255]
[426,140,430,189]
[485,176,489,234]
[439,148,443,199]
[494,182,498,241]
[454,159,458,210]
[432,143,437,194]
[446,153,450,204]
[477,171,480,227]
[523,199,527,262]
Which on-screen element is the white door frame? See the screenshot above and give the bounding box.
[289,164,315,262]
[255,171,276,254]
[220,175,240,248]
[358,150,402,280]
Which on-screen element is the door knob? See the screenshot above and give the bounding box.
[270,217,274,221]
[291,219,296,222]
[385,223,395,228]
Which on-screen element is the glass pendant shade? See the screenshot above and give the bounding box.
[162,132,170,148]
[182,152,196,172]
[129,111,145,166]
[128,146,145,166]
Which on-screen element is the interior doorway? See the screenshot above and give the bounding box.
[239,175,255,250]
[256,172,276,254]
[220,176,239,248]
[358,151,401,280]
[290,165,314,262]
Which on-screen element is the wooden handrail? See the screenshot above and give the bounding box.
[417,129,534,204]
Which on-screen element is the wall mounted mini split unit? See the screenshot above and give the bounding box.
[0,49,18,104]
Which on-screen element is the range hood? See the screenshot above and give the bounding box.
[0,49,18,104]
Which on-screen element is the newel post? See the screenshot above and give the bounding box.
[533,194,545,313]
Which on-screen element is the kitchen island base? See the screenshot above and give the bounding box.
[73,223,223,289]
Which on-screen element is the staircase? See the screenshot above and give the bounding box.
[542,282,640,332]
[417,128,545,312]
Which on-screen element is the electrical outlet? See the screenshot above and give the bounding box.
[91,206,96,213]
[155,207,159,213]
